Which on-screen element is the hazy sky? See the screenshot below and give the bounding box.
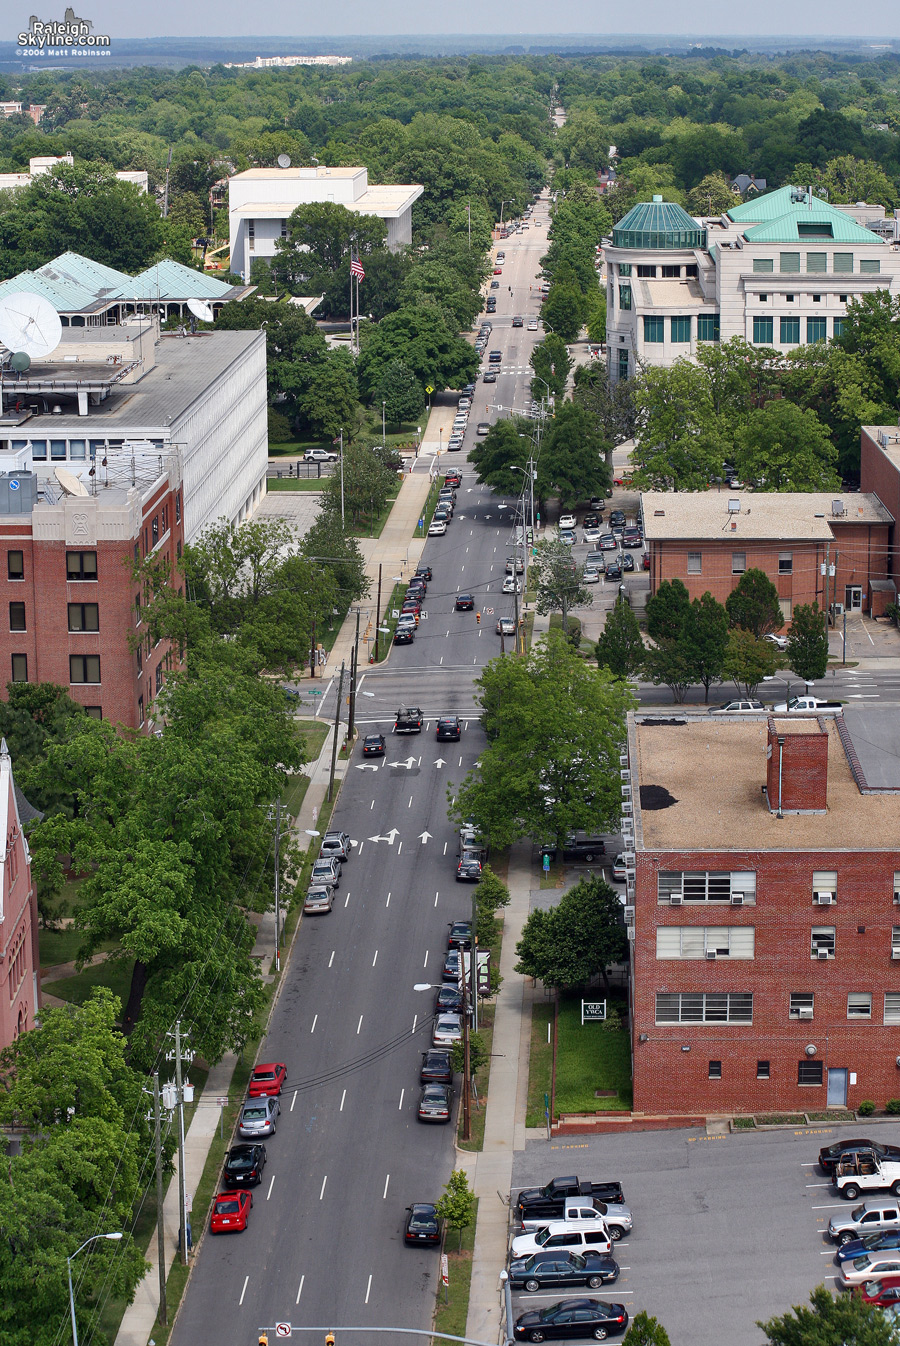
[17,1,900,40]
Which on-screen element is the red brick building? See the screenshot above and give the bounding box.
[626,710,900,1116]
[642,491,893,620]
[861,426,900,610]
[0,740,40,1050]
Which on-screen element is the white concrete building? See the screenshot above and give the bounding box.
[604,187,900,382]
[228,164,423,282]
[224,55,352,68]
[0,155,148,194]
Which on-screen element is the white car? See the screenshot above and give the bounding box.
[583,565,601,584]
[838,1253,900,1288]
[764,633,788,650]
[502,576,521,594]
[396,613,417,629]
[559,513,576,530]
[432,1013,462,1047]
[304,448,337,462]
[428,520,447,536]
[527,318,539,331]
[583,526,602,544]
[511,1221,612,1260]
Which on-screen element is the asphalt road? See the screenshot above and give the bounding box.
[170,198,553,1346]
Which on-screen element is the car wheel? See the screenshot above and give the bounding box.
[593,1330,608,1341]
[588,1276,603,1289]
[583,852,596,863]
[842,1184,860,1200]
[838,1231,855,1245]
[529,1333,545,1343]
[892,1181,900,1198]
[524,1278,540,1293]
[609,1227,623,1241]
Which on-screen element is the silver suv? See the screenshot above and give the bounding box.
[320,830,352,861]
[829,1198,900,1244]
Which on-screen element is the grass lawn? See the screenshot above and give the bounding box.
[266,477,325,492]
[281,720,330,819]
[526,999,555,1127]
[433,1197,479,1339]
[48,955,135,1008]
[553,993,632,1114]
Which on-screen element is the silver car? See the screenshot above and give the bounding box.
[320,830,351,861]
[304,884,334,915]
[432,1013,463,1047]
[239,1096,280,1138]
[311,858,340,888]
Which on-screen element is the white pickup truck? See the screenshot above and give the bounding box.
[517,1197,633,1241]
[772,695,843,714]
[835,1149,900,1200]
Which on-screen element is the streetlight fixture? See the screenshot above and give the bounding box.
[68,1233,122,1346]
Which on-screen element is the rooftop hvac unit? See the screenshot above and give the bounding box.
[832,499,845,517]
[669,894,683,906]
[730,893,745,906]
[816,947,831,960]
[798,1007,814,1019]
[815,891,835,905]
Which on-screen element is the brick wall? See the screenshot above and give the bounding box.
[766,722,829,813]
[632,847,900,1115]
[860,430,900,589]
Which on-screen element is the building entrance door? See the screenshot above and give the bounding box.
[845,585,862,611]
[827,1067,848,1107]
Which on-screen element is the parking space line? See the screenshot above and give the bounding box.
[812,1203,846,1209]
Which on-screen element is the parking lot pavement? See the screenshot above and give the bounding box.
[510,1123,900,1346]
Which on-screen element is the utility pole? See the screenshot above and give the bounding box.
[328,661,345,802]
[373,563,383,662]
[461,964,472,1142]
[152,1073,167,1326]
[310,616,316,678]
[274,801,282,973]
[173,1021,188,1266]
[347,610,360,740]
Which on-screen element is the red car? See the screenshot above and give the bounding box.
[857,1275,900,1307]
[493,267,502,275]
[211,1189,252,1233]
[642,553,650,571]
[248,1062,287,1098]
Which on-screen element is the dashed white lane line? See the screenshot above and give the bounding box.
[296,1276,304,1303]
[365,1274,373,1304]
[239,1275,249,1304]
[357,1015,364,1034]
[267,1175,275,1200]
[319,1175,327,1200]
[383,1173,390,1198]
[398,1089,404,1110]
[328,950,335,968]
[340,1089,346,1111]
[372,949,378,967]
[310,1014,318,1033]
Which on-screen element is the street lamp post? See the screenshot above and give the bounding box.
[382,400,386,449]
[68,1233,123,1346]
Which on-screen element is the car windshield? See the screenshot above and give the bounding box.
[216,1199,241,1213]
[409,1211,436,1230]
[534,1228,552,1246]
[228,1152,253,1168]
[853,1254,873,1269]
[423,1086,446,1101]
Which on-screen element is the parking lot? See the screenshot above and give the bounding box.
[510,1122,900,1345]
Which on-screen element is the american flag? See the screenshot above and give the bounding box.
[350,256,365,281]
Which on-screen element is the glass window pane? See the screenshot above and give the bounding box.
[780,317,800,344]
[752,258,774,273]
[806,252,827,273]
[807,318,827,343]
[30,440,47,460]
[50,440,66,460]
[779,252,801,273]
[860,258,881,274]
[753,316,773,344]
[69,440,86,460]
[833,252,853,273]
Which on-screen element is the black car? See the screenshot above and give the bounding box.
[508,1251,620,1292]
[405,1203,442,1247]
[583,512,601,529]
[620,554,635,572]
[395,707,424,733]
[442,949,462,983]
[512,315,524,327]
[448,920,472,949]
[609,510,626,529]
[605,562,622,581]
[456,853,482,882]
[488,350,502,363]
[415,564,432,582]
[819,1138,900,1174]
[513,1299,629,1342]
[363,733,386,756]
[394,627,415,645]
[223,1143,267,1188]
[455,594,474,610]
[435,984,464,1013]
[417,1082,453,1123]
[437,716,462,741]
[420,1048,453,1084]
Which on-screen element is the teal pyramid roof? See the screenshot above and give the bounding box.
[612,199,706,250]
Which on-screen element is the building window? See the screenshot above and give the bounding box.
[138,695,144,727]
[280,219,287,238]
[50,439,66,460]
[697,314,720,342]
[798,1060,823,1086]
[136,644,142,672]
[66,551,97,582]
[175,492,181,524]
[892,927,900,957]
[662,264,681,278]
[811,926,836,959]
[779,252,801,273]
[807,318,827,343]
[778,553,792,575]
[30,440,46,460]
[785,293,795,302]
[656,927,755,959]
[708,1060,722,1080]
[617,349,629,381]
[860,258,881,274]
[686,551,702,575]
[813,870,837,902]
[10,654,27,683]
[70,654,101,685]
[685,264,698,278]
[84,707,102,720]
[8,602,25,632]
[839,293,848,303]
[780,598,792,620]
[135,595,141,627]
[670,316,691,343]
[780,317,801,344]
[7,551,23,581]
[643,316,664,343]
[248,219,255,251]
[637,265,657,278]
[618,284,632,310]
[753,258,774,273]
[806,252,827,273]
[848,993,872,1019]
[732,552,746,574]
[657,870,755,904]
[833,318,845,338]
[151,516,159,545]
[757,1060,770,1079]
[758,293,768,302]
[655,992,753,1024]
[69,439,86,460]
[155,663,163,693]
[833,252,853,273]
[812,293,822,302]
[68,603,99,633]
[618,262,632,276]
[885,994,900,1025]
[753,316,773,344]
[789,992,814,1019]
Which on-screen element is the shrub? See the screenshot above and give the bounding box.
[268,408,292,443]
[887,1099,900,1115]
[858,1099,876,1116]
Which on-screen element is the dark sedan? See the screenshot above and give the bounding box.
[437,717,462,741]
[420,1049,453,1084]
[605,562,622,581]
[435,984,463,1013]
[835,1229,900,1263]
[415,564,432,582]
[513,1299,629,1342]
[820,1139,900,1174]
[405,1203,442,1247]
[394,627,415,645]
[455,594,474,610]
[456,854,482,882]
[620,554,635,572]
[508,1250,620,1292]
[599,533,618,550]
[223,1143,267,1188]
[363,734,386,756]
[442,949,462,983]
[417,1083,453,1123]
[448,920,472,949]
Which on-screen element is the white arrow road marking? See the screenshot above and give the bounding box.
[390,756,418,769]
[419,830,433,844]
[356,763,379,771]
[434,758,446,768]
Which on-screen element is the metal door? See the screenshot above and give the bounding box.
[845,586,862,611]
[827,1067,848,1107]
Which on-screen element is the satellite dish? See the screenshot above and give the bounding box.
[9,351,30,372]
[54,466,89,498]
[0,292,62,360]
[187,297,214,324]
[277,153,292,169]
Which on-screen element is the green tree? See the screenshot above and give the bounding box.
[434,1168,476,1251]
[533,538,592,635]
[515,875,627,993]
[786,602,829,684]
[322,442,396,527]
[681,592,729,699]
[537,402,611,508]
[275,201,386,289]
[726,568,784,637]
[642,641,697,704]
[215,298,328,421]
[453,633,636,853]
[540,284,587,342]
[645,578,691,644]
[759,1283,896,1346]
[595,598,645,678]
[470,417,530,496]
[531,333,573,399]
[371,358,425,428]
[632,362,722,491]
[357,304,478,395]
[474,864,510,947]
[736,400,840,492]
[450,1031,489,1079]
[686,172,741,216]
[623,1311,672,1346]
[296,349,359,441]
[724,627,778,696]
[573,367,638,464]
[301,510,370,604]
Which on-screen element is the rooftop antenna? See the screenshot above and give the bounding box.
[277,153,291,169]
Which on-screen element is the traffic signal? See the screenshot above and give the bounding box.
[259,1335,269,1346]
[475,613,481,625]
[326,1334,336,1346]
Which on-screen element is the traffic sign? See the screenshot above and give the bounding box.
[441,1253,449,1287]
[275,1324,292,1337]
[426,385,434,395]
[485,607,494,615]
[543,852,550,873]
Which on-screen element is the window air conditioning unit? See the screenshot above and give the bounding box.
[894,891,900,904]
[621,801,633,814]
[816,947,831,959]
[669,894,683,906]
[621,784,632,799]
[892,950,900,960]
[706,950,717,960]
[815,891,835,905]
[798,1007,814,1019]
[619,754,629,767]
[626,924,635,940]
[624,905,635,923]
[730,893,744,906]
[620,768,631,781]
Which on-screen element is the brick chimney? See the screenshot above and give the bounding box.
[766,721,828,815]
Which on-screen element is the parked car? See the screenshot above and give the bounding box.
[513,1299,629,1342]
[502,576,522,594]
[303,448,337,463]
[394,626,415,645]
[599,533,618,550]
[611,854,628,882]
[620,554,635,572]
[415,564,433,582]
[418,1083,453,1123]
[497,616,517,634]
[435,984,463,1013]
[420,1049,454,1084]
[363,733,386,757]
[764,633,789,650]
[311,857,341,888]
[707,699,765,714]
[559,513,576,530]
[442,949,462,982]
[304,884,334,915]
[320,830,351,861]
[405,1203,442,1247]
[456,853,483,882]
[448,920,473,949]
[248,1063,287,1098]
[488,351,502,363]
[239,1096,280,1138]
[583,565,601,584]
[432,1013,463,1047]
[835,1229,900,1263]
[507,1250,620,1292]
[604,561,622,581]
[557,529,576,547]
[428,520,447,536]
[622,528,643,548]
[211,1189,252,1234]
[223,1143,267,1188]
[511,1222,613,1260]
[506,556,525,573]
[821,1139,900,1175]
[583,527,602,545]
[838,1253,900,1288]
[857,1276,900,1308]
[483,371,497,383]
[830,1199,900,1244]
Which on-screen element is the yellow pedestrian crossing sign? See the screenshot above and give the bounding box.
[425,385,434,394]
